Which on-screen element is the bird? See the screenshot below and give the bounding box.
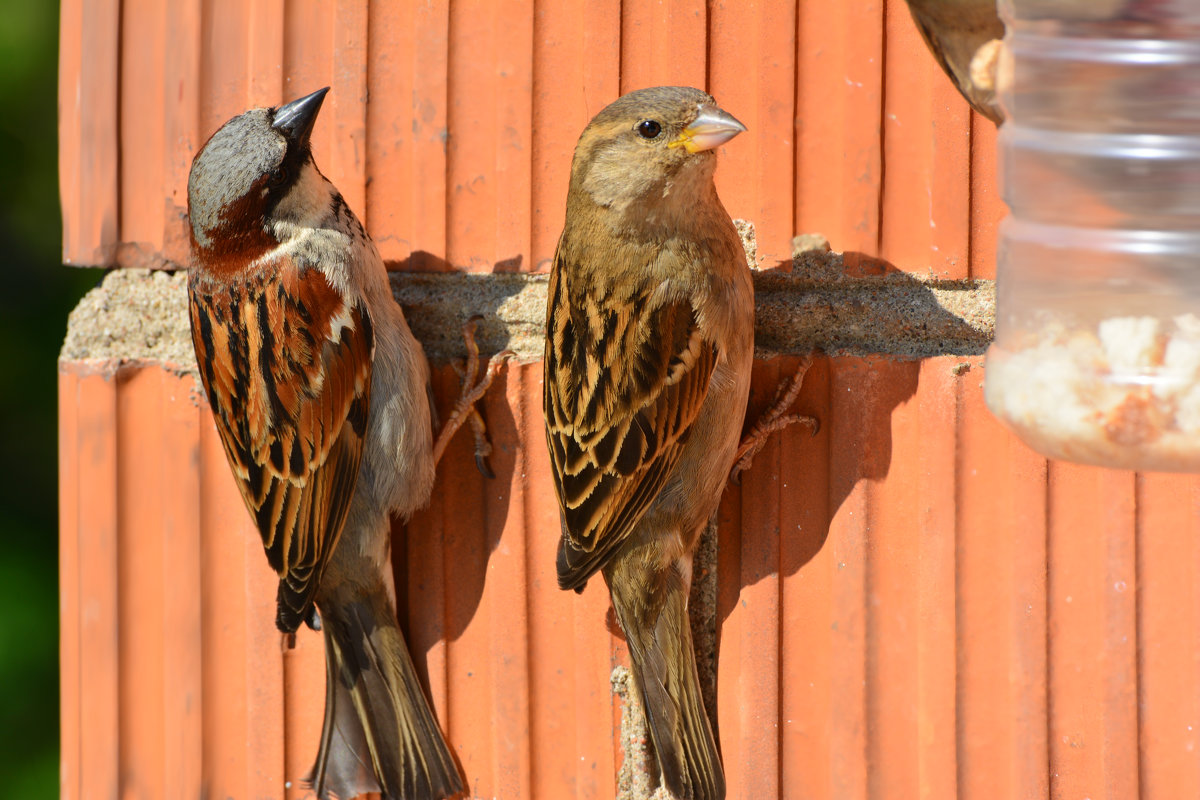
[186,87,473,800]
[542,85,753,800]
[903,0,1006,123]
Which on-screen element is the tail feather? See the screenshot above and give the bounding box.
[608,558,725,800]
[276,576,319,633]
[308,592,464,800]
[312,648,380,797]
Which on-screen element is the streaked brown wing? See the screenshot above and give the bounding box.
[188,259,373,631]
[544,257,715,590]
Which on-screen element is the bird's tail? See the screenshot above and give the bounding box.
[307,586,464,800]
[607,554,725,800]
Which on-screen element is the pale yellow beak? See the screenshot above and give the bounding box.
[668,104,747,153]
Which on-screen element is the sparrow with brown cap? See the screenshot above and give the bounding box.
[543,85,752,800]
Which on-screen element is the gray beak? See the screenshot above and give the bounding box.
[272,87,329,146]
[668,103,747,154]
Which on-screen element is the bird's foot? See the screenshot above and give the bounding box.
[729,355,819,484]
[432,316,514,477]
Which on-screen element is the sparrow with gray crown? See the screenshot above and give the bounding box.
[187,87,492,800]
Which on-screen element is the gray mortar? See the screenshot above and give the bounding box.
[60,224,997,798]
[60,268,196,371]
[390,271,549,365]
[60,225,994,368]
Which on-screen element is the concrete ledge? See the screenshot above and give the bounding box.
[60,230,994,368]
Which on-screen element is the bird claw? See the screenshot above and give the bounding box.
[729,355,819,485]
[470,407,497,480]
[432,315,514,476]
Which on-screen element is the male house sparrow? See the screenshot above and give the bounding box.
[187,88,470,800]
[543,86,752,800]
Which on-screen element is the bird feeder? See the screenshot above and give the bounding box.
[985,0,1200,472]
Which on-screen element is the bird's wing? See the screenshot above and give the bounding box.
[189,259,373,631]
[544,257,715,590]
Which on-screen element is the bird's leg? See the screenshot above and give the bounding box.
[729,355,819,484]
[432,316,515,477]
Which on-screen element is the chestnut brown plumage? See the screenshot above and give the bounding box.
[187,88,464,800]
[543,86,752,800]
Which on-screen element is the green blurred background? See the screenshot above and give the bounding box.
[1,1,104,796]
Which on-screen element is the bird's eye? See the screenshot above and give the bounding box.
[637,120,662,139]
[269,166,289,187]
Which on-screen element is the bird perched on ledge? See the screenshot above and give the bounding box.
[543,85,753,800]
[187,87,499,800]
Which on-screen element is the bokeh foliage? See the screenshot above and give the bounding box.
[0,1,104,796]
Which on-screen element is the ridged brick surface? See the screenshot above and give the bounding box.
[60,356,1200,799]
[58,1,1200,799]
[57,0,1003,278]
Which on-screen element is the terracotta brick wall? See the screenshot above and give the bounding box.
[58,2,1200,799]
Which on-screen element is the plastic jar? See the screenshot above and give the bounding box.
[984,0,1200,472]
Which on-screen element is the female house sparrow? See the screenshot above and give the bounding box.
[543,86,751,800]
[187,89,464,800]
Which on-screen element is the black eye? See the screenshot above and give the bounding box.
[637,120,662,139]
[269,166,289,187]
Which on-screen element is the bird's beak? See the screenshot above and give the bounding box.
[669,104,747,153]
[273,87,329,146]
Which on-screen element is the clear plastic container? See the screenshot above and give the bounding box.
[985,1,1200,472]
